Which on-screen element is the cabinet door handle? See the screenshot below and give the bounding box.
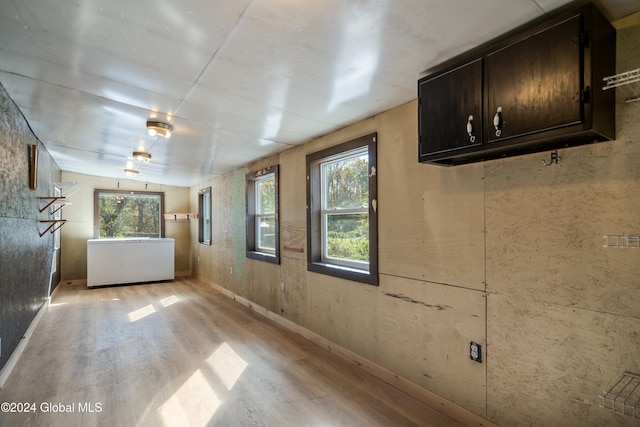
[493,106,503,137]
[466,115,476,143]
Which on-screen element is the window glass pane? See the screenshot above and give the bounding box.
[322,153,368,210]
[198,187,211,244]
[257,215,276,252]
[257,176,275,214]
[98,193,160,238]
[325,212,369,263]
[246,166,279,264]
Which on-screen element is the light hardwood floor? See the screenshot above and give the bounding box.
[0,276,464,427]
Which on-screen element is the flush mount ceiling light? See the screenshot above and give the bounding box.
[133,151,152,162]
[146,120,173,138]
[124,168,139,176]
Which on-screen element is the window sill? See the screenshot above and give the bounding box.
[247,250,280,265]
[307,261,378,286]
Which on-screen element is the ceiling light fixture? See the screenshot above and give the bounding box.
[133,151,152,162]
[124,168,139,176]
[146,120,173,138]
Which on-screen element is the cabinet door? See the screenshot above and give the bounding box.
[486,15,582,143]
[419,58,483,158]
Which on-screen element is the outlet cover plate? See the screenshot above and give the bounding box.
[470,342,482,363]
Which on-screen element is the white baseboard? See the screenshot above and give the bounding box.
[202,278,496,427]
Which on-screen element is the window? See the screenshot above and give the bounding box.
[306,133,378,285]
[246,165,279,264]
[94,189,165,238]
[199,187,211,245]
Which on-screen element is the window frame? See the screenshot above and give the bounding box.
[93,189,165,239]
[246,165,280,264]
[198,187,212,245]
[306,133,378,285]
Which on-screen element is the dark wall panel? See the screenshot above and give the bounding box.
[0,82,60,371]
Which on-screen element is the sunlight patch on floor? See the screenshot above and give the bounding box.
[127,304,156,322]
[160,295,180,307]
[158,369,221,427]
[207,342,248,391]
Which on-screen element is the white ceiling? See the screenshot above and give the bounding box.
[1,0,637,187]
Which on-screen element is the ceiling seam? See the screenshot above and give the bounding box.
[173,0,257,116]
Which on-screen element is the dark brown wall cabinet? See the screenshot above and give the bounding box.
[418,3,616,166]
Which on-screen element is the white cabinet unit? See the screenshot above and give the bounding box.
[87,238,175,287]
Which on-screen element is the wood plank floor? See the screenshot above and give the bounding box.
[0,276,464,427]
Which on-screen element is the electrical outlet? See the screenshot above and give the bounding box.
[470,342,482,363]
[280,282,285,292]
[229,267,233,275]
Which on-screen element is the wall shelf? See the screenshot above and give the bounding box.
[603,235,640,249]
[37,183,78,237]
[54,182,80,197]
[164,213,199,221]
[600,371,640,418]
[602,69,640,103]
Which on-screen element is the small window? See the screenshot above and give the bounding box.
[94,189,165,238]
[199,187,211,245]
[306,133,378,285]
[246,165,279,264]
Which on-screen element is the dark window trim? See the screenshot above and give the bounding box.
[198,187,212,245]
[93,189,165,239]
[246,165,280,265]
[306,133,378,285]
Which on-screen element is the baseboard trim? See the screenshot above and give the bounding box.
[203,278,496,427]
[0,283,61,389]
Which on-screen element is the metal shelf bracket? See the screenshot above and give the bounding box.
[38,197,71,213]
[38,219,67,237]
